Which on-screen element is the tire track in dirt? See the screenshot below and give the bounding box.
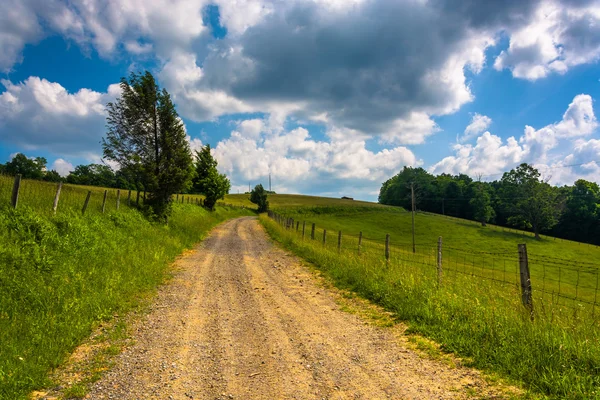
[84,216,514,400]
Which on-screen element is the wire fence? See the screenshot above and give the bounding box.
[268,211,600,320]
[0,173,248,216]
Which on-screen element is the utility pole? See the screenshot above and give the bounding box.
[249,182,251,193]
[269,173,271,192]
[411,182,416,254]
[442,197,445,215]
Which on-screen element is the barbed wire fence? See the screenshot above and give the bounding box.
[267,210,600,321]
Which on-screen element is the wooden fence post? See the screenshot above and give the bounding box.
[143,190,147,203]
[11,174,21,209]
[311,223,316,240]
[338,231,342,253]
[302,221,306,240]
[518,244,534,320]
[127,190,131,206]
[358,231,362,255]
[437,236,443,285]
[385,234,390,263]
[176,193,179,202]
[116,189,121,210]
[322,229,327,246]
[296,221,299,232]
[82,191,92,215]
[52,182,62,214]
[136,190,140,206]
[102,190,108,213]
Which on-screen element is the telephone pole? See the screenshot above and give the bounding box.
[269,173,271,192]
[411,182,416,254]
[248,182,251,193]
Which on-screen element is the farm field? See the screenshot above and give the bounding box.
[261,201,600,399]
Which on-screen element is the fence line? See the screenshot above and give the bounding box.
[0,174,249,216]
[267,210,600,320]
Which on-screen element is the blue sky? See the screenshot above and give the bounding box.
[1,0,600,200]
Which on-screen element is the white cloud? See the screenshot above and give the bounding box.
[213,121,419,198]
[462,113,492,142]
[187,136,204,153]
[553,94,598,137]
[494,1,600,80]
[0,77,119,156]
[380,112,440,145]
[430,93,597,177]
[51,158,74,176]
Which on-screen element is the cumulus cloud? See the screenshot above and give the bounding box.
[0,77,120,156]
[212,120,419,199]
[494,1,600,80]
[430,93,598,177]
[462,113,492,142]
[51,158,74,176]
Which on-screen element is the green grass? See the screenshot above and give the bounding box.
[275,206,600,309]
[0,176,253,400]
[261,204,600,399]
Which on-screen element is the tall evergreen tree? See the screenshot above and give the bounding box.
[103,71,193,219]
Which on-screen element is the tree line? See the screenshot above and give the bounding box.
[379,163,600,244]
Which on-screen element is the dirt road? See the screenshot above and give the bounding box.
[86,217,510,399]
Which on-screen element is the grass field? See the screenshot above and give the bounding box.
[0,176,253,399]
[261,202,600,399]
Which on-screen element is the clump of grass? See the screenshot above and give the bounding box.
[260,215,600,399]
[0,200,252,400]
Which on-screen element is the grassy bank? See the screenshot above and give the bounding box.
[260,213,600,399]
[0,202,252,399]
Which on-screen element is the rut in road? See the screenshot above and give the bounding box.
[86,216,511,399]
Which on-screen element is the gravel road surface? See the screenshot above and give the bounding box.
[85,216,510,400]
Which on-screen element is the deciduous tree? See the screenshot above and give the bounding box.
[250,184,269,213]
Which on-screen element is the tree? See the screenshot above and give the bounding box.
[192,145,217,192]
[103,71,194,219]
[43,170,62,182]
[67,164,116,187]
[499,163,559,239]
[4,154,47,179]
[378,167,436,210]
[555,180,600,242]
[192,145,230,210]
[470,182,494,226]
[250,184,269,212]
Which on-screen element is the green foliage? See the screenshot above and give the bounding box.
[66,164,116,187]
[2,154,47,180]
[469,182,494,226]
[555,179,600,242]
[42,170,62,183]
[192,145,230,211]
[103,71,194,220]
[499,163,560,239]
[200,168,231,211]
[250,184,269,213]
[0,198,252,399]
[192,145,217,191]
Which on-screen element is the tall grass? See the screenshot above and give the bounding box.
[261,214,600,399]
[0,194,252,399]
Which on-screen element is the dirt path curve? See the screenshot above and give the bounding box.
[87,217,507,400]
